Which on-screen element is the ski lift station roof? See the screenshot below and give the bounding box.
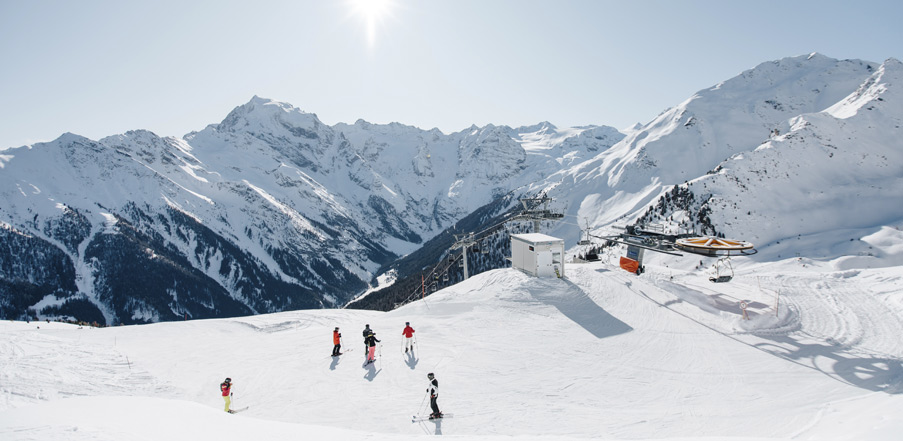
[510,233,564,244]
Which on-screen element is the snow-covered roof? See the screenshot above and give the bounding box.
[511,233,564,244]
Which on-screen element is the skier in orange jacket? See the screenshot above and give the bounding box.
[332,327,342,356]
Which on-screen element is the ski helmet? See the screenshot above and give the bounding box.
[406,322,410,326]
[225,377,231,383]
[427,373,434,379]
[335,327,339,330]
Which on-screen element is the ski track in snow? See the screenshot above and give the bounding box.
[2,264,903,440]
[0,326,172,411]
[745,273,903,392]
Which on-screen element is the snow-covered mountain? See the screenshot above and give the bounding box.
[2,53,901,325]
[357,54,903,311]
[540,54,902,271]
[0,97,621,324]
[3,52,903,441]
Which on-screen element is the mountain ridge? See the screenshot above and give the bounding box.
[2,54,901,324]
[0,93,622,324]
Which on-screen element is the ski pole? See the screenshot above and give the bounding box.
[417,390,428,417]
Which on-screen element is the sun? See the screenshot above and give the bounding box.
[349,0,396,47]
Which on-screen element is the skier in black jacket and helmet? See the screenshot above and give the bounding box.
[426,372,442,419]
[362,324,372,356]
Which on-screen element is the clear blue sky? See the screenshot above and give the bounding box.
[1,0,900,149]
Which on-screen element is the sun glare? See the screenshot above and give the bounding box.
[349,0,395,47]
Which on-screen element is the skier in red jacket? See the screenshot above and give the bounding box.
[402,322,415,353]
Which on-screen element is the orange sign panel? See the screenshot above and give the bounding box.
[620,257,639,273]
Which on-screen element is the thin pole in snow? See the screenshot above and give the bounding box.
[775,289,780,317]
[759,276,780,317]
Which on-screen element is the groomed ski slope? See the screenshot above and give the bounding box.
[2,261,903,440]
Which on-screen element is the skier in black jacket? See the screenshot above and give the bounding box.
[365,332,380,364]
[362,324,372,356]
[426,372,442,418]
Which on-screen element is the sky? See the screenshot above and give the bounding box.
[1,0,901,149]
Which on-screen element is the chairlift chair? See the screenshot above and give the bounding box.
[709,257,734,283]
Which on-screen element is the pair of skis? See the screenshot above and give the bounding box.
[412,413,452,423]
[227,406,249,414]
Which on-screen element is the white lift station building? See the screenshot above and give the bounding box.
[510,233,565,278]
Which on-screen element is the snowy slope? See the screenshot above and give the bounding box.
[687,58,903,266]
[2,262,902,440]
[541,55,901,269]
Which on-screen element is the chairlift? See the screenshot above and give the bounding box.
[442,273,449,282]
[578,225,592,246]
[709,257,734,283]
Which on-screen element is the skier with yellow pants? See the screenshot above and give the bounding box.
[221,378,233,412]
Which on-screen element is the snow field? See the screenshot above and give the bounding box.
[2,262,903,440]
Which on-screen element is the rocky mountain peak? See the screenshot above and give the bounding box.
[216,96,323,136]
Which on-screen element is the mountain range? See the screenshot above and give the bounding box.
[1,53,900,324]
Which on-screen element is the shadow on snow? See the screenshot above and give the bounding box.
[531,278,633,339]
